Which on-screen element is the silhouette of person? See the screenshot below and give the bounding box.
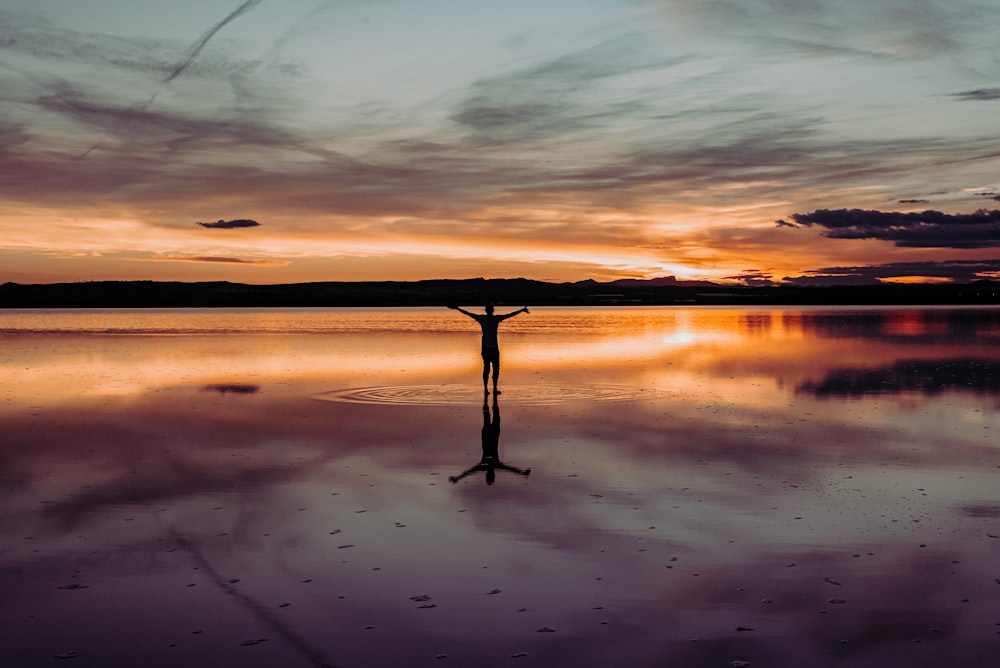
[449,395,530,485]
[448,303,529,395]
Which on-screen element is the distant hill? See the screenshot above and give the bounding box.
[0,277,996,308]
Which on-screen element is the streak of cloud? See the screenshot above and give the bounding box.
[724,271,776,287]
[173,533,340,668]
[4,1,1000,283]
[657,0,994,61]
[783,259,1000,285]
[196,218,261,229]
[951,88,1000,101]
[149,256,285,266]
[164,0,267,83]
[777,208,1000,248]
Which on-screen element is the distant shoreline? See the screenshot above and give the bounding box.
[0,278,997,308]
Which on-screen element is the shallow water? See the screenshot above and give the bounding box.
[1,306,999,667]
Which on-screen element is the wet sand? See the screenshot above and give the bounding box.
[1,307,999,667]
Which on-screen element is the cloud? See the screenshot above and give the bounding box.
[196,218,261,229]
[4,1,1000,284]
[448,37,680,146]
[149,255,285,266]
[950,88,1000,101]
[6,10,1000,230]
[657,0,991,61]
[798,359,1000,398]
[723,271,777,287]
[33,80,304,151]
[782,259,1000,285]
[0,10,178,78]
[164,0,267,83]
[777,208,1000,248]
[202,384,260,394]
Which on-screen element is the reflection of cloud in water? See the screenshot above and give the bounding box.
[797,359,1000,398]
[171,533,337,668]
[201,383,260,394]
[787,308,1000,345]
[654,545,1000,666]
[3,307,1000,667]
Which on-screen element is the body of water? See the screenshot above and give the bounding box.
[1,306,998,667]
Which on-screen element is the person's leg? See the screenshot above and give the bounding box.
[491,349,501,394]
[481,350,490,392]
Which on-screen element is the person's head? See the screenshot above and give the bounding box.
[485,302,494,315]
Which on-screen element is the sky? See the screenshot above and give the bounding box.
[2,0,1000,286]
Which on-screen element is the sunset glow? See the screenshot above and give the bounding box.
[2,0,999,286]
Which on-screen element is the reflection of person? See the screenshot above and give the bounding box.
[448,303,529,395]
[449,395,530,486]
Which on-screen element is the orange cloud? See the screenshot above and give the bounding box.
[146,256,287,266]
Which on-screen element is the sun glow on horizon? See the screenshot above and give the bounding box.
[878,276,955,285]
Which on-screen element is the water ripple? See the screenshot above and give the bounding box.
[314,383,661,406]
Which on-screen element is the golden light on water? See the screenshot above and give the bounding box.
[2,305,999,667]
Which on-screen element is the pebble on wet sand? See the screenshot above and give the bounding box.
[240,638,267,647]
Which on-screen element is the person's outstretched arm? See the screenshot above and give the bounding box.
[499,307,530,321]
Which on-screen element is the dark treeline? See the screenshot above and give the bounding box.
[0,278,996,308]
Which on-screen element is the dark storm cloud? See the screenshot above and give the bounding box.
[950,88,1000,101]
[782,259,1000,286]
[777,208,1000,248]
[196,218,260,229]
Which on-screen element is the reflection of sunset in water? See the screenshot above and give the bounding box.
[0,308,743,403]
[1,306,999,668]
